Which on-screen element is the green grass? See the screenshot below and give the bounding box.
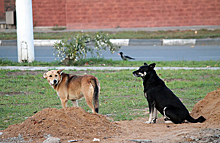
[1,29,220,40]
[1,58,220,67]
[0,69,220,130]
[0,58,61,66]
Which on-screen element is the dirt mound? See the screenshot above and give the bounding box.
[1,107,120,142]
[191,88,220,125]
[1,89,220,143]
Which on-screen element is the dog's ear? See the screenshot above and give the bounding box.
[149,63,156,69]
[144,63,148,66]
[43,73,47,79]
[57,69,64,75]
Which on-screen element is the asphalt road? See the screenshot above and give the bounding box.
[0,45,220,62]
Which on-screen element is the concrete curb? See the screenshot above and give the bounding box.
[129,39,162,46]
[0,39,220,46]
[0,66,219,71]
[109,39,129,46]
[163,39,196,46]
[196,39,220,45]
[0,40,17,46]
[34,39,61,46]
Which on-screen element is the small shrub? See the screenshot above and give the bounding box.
[53,33,121,65]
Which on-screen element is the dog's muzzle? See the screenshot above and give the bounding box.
[53,79,58,84]
[50,79,58,85]
[133,71,141,77]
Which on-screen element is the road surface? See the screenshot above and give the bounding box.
[0,45,220,62]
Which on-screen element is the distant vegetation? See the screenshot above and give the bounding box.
[0,29,220,40]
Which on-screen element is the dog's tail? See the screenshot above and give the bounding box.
[91,78,100,113]
[186,114,206,123]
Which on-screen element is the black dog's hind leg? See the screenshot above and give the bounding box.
[163,107,173,123]
[163,107,184,124]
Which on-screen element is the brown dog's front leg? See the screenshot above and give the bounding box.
[61,98,68,109]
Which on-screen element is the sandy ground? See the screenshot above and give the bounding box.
[1,89,220,143]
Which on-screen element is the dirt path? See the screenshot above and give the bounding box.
[104,119,220,143]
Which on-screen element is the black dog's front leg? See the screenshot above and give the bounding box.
[144,93,158,124]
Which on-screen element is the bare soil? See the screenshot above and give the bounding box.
[1,89,220,143]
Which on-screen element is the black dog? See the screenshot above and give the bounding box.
[133,63,206,124]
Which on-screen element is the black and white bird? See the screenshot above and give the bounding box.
[118,52,135,61]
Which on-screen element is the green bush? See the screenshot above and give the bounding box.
[53,33,121,65]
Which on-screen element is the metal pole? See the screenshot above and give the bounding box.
[16,0,34,63]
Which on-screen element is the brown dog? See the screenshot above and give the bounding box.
[43,69,100,113]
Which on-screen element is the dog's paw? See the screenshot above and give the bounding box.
[164,120,173,124]
[164,117,173,123]
[145,121,152,124]
[145,120,156,124]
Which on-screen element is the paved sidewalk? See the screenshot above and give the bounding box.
[1,25,220,33]
[0,66,220,71]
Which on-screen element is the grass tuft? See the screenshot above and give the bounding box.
[1,58,220,67]
[0,29,220,40]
